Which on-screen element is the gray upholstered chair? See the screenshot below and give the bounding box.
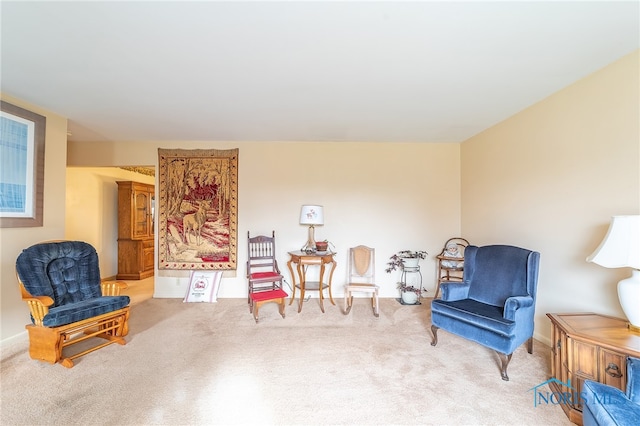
[16,241,130,367]
[583,356,640,426]
[430,244,540,381]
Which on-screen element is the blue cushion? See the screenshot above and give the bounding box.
[43,296,130,327]
[432,298,515,335]
[16,241,102,306]
[465,245,535,307]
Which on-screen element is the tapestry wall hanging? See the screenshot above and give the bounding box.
[158,148,238,270]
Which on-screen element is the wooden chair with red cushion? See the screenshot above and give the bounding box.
[247,231,287,323]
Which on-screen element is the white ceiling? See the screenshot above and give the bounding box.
[1,1,638,144]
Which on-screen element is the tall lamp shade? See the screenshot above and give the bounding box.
[300,205,324,251]
[587,215,640,331]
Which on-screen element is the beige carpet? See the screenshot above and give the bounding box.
[0,297,572,425]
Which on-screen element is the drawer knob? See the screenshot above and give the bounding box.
[605,363,623,378]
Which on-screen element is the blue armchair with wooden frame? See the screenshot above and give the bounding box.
[16,241,130,368]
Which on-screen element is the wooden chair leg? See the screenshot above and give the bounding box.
[252,298,286,323]
[26,326,63,364]
[497,352,513,381]
[344,292,352,315]
[527,337,533,354]
[434,282,441,299]
[372,294,379,317]
[430,325,439,346]
[253,303,260,323]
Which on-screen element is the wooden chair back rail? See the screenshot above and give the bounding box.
[249,246,275,258]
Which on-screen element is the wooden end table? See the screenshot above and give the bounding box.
[547,312,640,424]
[287,251,337,313]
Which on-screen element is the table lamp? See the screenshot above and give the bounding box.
[587,215,640,332]
[299,205,324,252]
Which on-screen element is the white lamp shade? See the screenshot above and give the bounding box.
[300,205,324,226]
[587,215,640,269]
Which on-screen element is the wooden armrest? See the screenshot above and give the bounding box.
[22,296,53,326]
[101,281,128,296]
[17,280,53,325]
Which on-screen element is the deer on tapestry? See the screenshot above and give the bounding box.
[183,200,210,246]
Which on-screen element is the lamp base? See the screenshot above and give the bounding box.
[301,225,317,253]
[618,269,640,332]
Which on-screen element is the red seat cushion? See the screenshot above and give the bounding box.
[250,272,281,280]
[250,289,288,302]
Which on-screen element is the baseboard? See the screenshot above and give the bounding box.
[534,330,551,348]
[0,331,28,361]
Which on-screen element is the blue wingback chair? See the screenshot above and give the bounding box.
[583,356,640,426]
[430,245,540,381]
[16,241,130,367]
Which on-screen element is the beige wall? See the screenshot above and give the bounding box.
[67,141,461,300]
[461,50,639,345]
[0,94,68,342]
[66,167,155,277]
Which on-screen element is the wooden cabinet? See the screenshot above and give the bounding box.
[547,313,640,425]
[117,181,155,280]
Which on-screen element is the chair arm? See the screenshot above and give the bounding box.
[101,281,128,296]
[583,380,640,426]
[628,356,640,403]
[437,255,463,261]
[22,296,54,326]
[503,296,534,321]
[440,281,470,301]
[17,280,53,326]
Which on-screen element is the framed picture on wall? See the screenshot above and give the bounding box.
[0,101,46,228]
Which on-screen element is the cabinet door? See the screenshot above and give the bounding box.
[599,349,626,391]
[133,190,150,238]
[143,240,154,272]
[573,340,598,380]
[572,340,599,412]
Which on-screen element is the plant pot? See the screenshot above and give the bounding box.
[315,241,328,251]
[401,290,419,305]
[402,257,420,268]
